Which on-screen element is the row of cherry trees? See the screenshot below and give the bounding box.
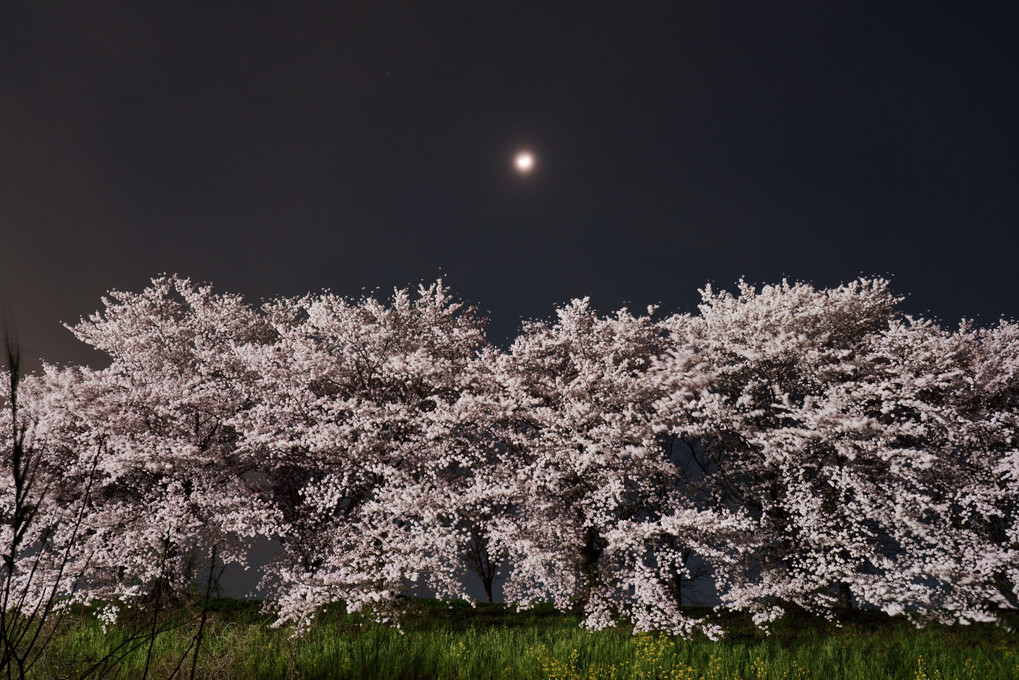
[2,275,1016,637]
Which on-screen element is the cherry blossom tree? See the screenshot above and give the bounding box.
[680,278,1014,625]
[487,299,746,637]
[0,336,111,676]
[54,275,279,611]
[227,281,494,628]
[958,320,1019,610]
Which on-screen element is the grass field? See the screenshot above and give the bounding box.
[26,598,1019,679]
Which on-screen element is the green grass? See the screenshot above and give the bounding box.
[23,599,1019,679]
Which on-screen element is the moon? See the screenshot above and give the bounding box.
[514,150,535,173]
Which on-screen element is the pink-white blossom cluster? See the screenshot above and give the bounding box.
[1,275,1015,636]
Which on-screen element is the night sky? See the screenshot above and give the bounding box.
[3,2,1018,370]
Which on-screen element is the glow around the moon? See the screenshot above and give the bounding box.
[514,151,535,173]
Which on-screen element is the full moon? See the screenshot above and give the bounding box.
[514,151,535,173]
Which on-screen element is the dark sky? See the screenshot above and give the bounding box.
[3,1,1018,369]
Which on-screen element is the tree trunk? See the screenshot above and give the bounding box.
[667,572,683,607]
[578,527,604,606]
[838,582,853,610]
[465,527,499,603]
